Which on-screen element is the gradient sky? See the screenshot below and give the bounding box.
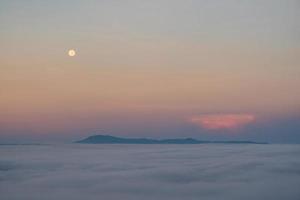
[1,0,299,143]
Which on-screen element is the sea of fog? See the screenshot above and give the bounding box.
[1,144,300,200]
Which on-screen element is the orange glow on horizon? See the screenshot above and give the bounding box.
[189,114,255,130]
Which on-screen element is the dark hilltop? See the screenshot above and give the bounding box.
[76,135,268,144]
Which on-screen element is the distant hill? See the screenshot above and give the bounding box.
[76,135,267,144]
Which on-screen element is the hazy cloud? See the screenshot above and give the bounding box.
[0,144,300,200]
[189,114,255,130]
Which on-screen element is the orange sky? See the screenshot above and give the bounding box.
[0,0,299,142]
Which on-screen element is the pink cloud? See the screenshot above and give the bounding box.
[189,114,255,130]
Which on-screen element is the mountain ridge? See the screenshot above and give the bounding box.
[76,135,268,144]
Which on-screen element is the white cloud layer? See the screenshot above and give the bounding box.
[1,144,300,200]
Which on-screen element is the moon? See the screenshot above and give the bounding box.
[68,49,76,57]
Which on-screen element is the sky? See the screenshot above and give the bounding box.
[0,0,299,143]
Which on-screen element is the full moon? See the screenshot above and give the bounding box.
[68,49,76,57]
